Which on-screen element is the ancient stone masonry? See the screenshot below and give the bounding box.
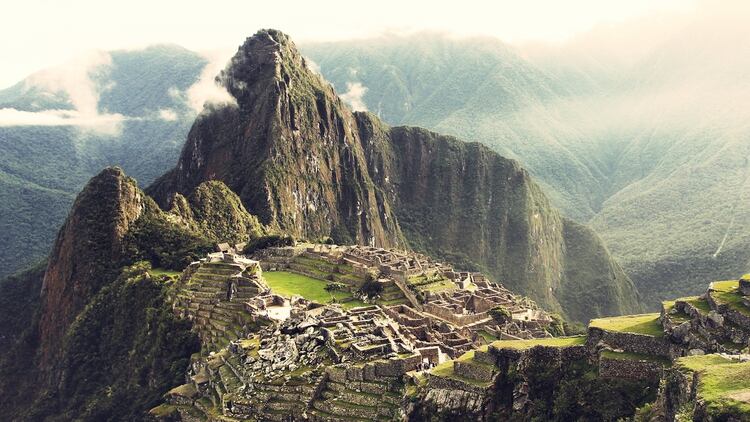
[151,243,559,421]
[255,243,553,345]
[152,242,750,422]
[173,251,274,352]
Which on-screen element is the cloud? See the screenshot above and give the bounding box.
[0,108,124,135]
[186,50,236,112]
[340,82,368,111]
[158,108,178,121]
[25,50,111,115]
[2,50,127,135]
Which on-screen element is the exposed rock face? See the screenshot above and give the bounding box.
[39,167,144,369]
[357,117,640,319]
[148,29,640,321]
[149,30,402,248]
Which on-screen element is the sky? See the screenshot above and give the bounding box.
[0,0,699,89]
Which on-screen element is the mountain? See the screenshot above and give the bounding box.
[149,29,640,322]
[300,34,608,222]
[0,165,268,420]
[0,45,206,278]
[0,30,643,420]
[300,23,750,308]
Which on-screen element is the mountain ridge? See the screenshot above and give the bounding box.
[149,29,641,321]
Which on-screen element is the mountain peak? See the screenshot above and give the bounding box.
[39,166,144,369]
[219,29,317,107]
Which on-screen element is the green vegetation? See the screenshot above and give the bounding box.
[0,45,207,278]
[25,262,200,421]
[488,305,512,325]
[590,313,664,337]
[430,351,495,388]
[123,199,214,270]
[264,271,362,308]
[305,33,750,312]
[478,330,499,343]
[149,267,181,279]
[681,296,711,315]
[490,336,587,351]
[182,181,266,243]
[243,234,296,255]
[601,350,671,366]
[359,277,383,298]
[710,280,750,317]
[676,355,750,417]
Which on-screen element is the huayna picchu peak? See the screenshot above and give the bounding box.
[149,29,641,323]
[2,27,750,422]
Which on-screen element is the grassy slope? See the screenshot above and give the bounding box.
[263,271,366,309]
[589,313,664,337]
[677,355,750,416]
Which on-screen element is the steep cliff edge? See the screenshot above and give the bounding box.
[39,167,144,369]
[356,117,640,320]
[148,29,639,321]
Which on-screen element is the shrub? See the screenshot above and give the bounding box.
[242,234,295,255]
[489,305,512,325]
[360,279,384,299]
[325,282,347,292]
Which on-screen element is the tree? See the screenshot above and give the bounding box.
[489,305,512,325]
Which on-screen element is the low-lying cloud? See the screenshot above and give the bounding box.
[340,81,368,111]
[0,50,128,134]
[0,108,124,135]
[187,50,236,113]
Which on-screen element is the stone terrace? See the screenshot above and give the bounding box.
[174,253,271,353]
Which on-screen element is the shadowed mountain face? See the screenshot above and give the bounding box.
[150,29,641,322]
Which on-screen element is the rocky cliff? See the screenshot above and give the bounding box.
[149,30,402,248]
[149,29,640,321]
[39,167,144,369]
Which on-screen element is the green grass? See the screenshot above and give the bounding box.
[676,354,750,416]
[430,356,495,388]
[710,280,750,317]
[662,300,691,323]
[601,350,670,365]
[264,271,360,307]
[478,330,499,343]
[589,313,664,337]
[679,296,711,315]
[490,335,586,350]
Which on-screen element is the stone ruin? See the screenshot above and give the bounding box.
[423,278,552,340]
[155,243,560,421]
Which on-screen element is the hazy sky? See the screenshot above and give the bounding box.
[1,0,699,89]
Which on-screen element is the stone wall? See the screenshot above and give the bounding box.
[587,327,677,358]
[454,361,496,382]
[423,303,488,326]
[598,356,663,380]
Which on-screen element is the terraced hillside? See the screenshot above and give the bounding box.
[417,274,750,421]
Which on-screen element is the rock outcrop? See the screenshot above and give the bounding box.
[149,30,402,248]
[39,167,144,369]
[148,29,640,322]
